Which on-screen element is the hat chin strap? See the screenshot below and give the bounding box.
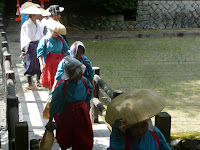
[147,119,154,131]
[125,118,154,131]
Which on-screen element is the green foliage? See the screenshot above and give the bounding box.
[90,0,137,14]
[0,2,4,8]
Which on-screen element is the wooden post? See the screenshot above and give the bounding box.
[155,112,171,143]
[2,47,8,53]
[0,23,4,32]
[94,74,116,99]
[15,122,28,150]
[7,79,16,97]
[1,31,7,42]
[7,96,19,150]
[2,41,8,49]
[3,51,11,63]
[92,67,100,123]
[30,139,39,150]
[113,90,123,99]
[92,97,106,117]
[0,17,3,24]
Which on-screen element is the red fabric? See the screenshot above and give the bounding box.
[58,36,64,50]
[81,78,90,94]
[81,78,90,111]
[55,101,93,150]
[81,57,89,67]
[62,80,68,97]
[111,130,160,150]
[151,130,160,150]
[42,52,63,89]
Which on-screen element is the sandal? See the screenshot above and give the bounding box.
[27,84,37,91]
[35,80,42,87]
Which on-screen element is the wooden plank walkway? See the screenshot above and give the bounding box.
[6,18,110,150]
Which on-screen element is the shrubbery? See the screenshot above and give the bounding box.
[0,2,4,8]
[90,0,137,14]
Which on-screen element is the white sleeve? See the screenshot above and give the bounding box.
[20,22,31,53]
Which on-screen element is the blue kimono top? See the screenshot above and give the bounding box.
[55,55,94,81]
[21,14,28,26]
[37,35,70,62]
[108,126,172,150]
[49,76,93,116]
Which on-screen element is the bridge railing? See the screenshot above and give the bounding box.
[0,10,29,150]
[91,67,171,143]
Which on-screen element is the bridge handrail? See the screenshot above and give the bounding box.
[92,67,171,143]
[0,14,28,149]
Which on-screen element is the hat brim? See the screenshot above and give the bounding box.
[21,6,44,15]
[22,2,41,9]
[42,10,51,16]
[22,2,34,9]
[105,89,166,126]
[59,7,64,12]
[46,20,67,35]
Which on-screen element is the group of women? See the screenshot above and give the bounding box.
[19,1,94,150]
[19,1,172,150]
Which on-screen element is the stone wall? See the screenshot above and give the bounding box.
[62,1,200,30]
[65,14,137,30]
[136,0,200,29]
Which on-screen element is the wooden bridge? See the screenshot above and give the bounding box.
[0,14,112,150]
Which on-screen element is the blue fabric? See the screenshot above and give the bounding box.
[37,35,70,62]
[21,14,28,26]
[78,56,94,80]
[24,41,41,76]
[49,76,93,116]
[55,55,94,81]
[109,119,126,150]
[108,126,172,150]
[54,58,65,80]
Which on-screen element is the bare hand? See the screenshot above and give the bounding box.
[45,121,55,131]
[118,118,127,133]
[40,64,45,73]
[22,55,26,62]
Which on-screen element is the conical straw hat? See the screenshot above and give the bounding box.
[105,89,166,126]
[22,2,40,9]
[21,6,44,15]
[46,19,67,35]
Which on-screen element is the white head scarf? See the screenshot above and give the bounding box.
[69,41,85,58]
[63,57,86,80]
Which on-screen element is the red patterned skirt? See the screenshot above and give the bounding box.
[54,101,93,150]
[42,52,63,89]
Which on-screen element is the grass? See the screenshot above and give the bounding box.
[69,36,200,139]
[171,132,200,140]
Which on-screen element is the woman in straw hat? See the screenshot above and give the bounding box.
[52,41,95,95]
[41,5,69,44]
[48,5,64,22]
[37,19,70,92]
[106,89,172,150]
[20,6,44,90]
[46,57,93,150]
[16,1,41,26]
